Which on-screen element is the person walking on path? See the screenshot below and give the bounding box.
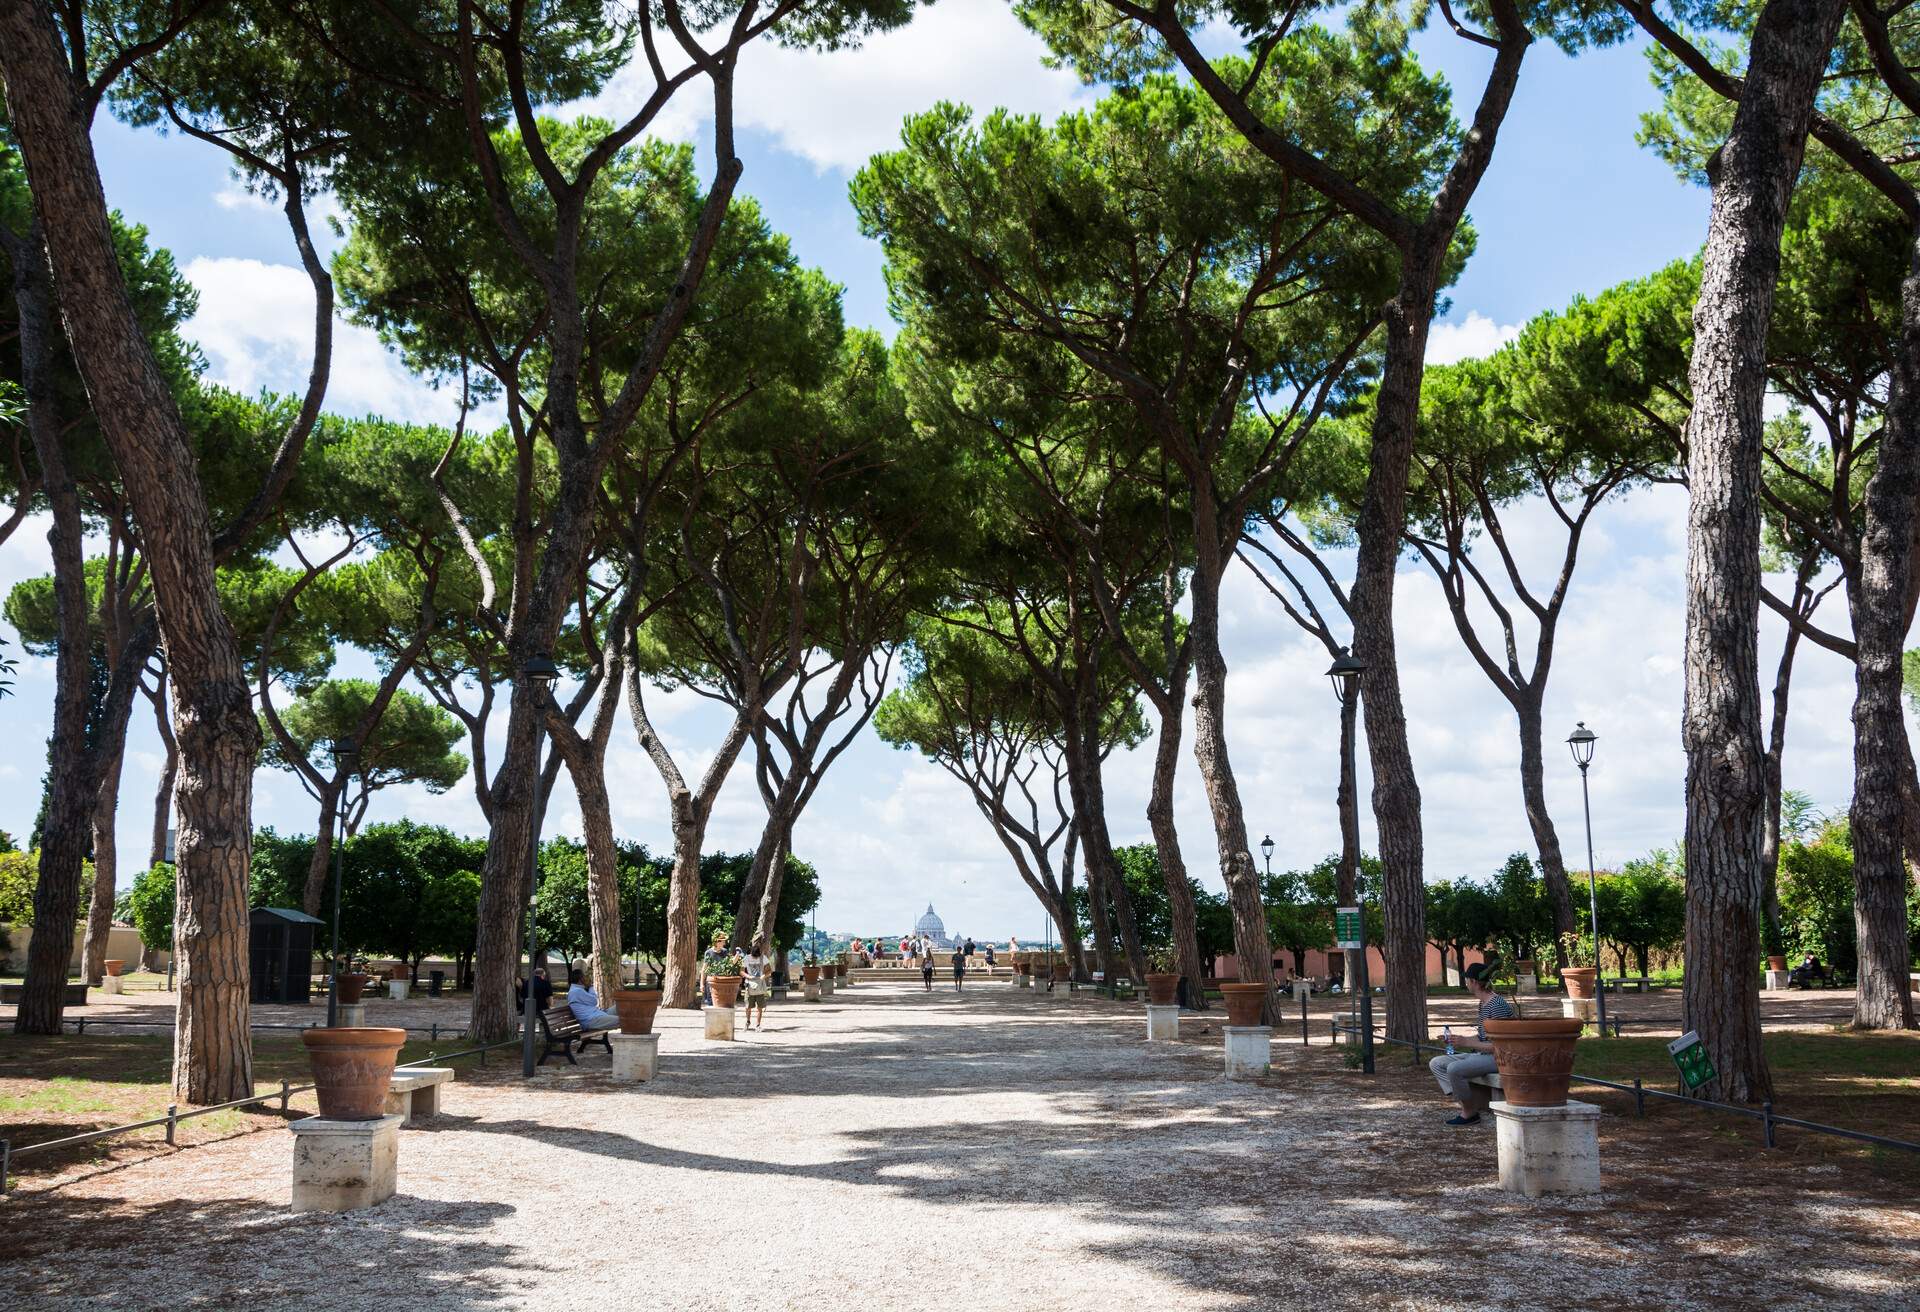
[919,940,935,992]
[741,937,772,1029]
[1427,962,1515,1126]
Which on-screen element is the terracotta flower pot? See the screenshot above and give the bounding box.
[1016,962,1032,976]
[1562,966,1598,999]
[612,988,663,1035]
[336,972,371,1004]
[1767,955,1787,971]
[389,963,410,981]
[1220,982,1268,1027]
[1050,963,1071,983]
[302,1026,407,1120]
[1484,1017,1583,1107]
[1512,960,1537,976]
[835,962,848,979]
[1144,973,1179,1006]
[709,975,744,1008]
[802,964,821,983]
[103,959,126,977]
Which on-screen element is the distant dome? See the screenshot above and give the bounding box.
[915,903,945,937]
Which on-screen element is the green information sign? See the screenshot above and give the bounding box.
[1334,906,1363,951]
[1668,1030,1716,1091]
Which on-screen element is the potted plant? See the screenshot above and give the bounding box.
[1483,1017,1584,1106]
[707,950,745,1008]
[336,971,371,1004]
[1219,982,1267,1026]
[835,955,849,980]
[801,956,822,983]
[612,986,664,1034]
[1050,958,1072,983]
[1557,932,1598,998]
[1766,953,1787,971]
[103,959,127,978]
[1512,958,1537,978]
[1015,957,1032,976]
[302,1026,408,1120]
[1144,947,1180,1006]
[388,962,410,982]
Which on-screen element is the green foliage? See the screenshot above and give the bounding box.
[259,679,467,798]
[127,863,177,952]
[1775,819,1920,975]
[1489,852,1553,965]
[1587,851,1687,977]
[0,847,37,925]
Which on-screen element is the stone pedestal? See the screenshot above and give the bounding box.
[1492,1099,1601,1198]
[102,974,124,995]
[1561,996,1596,1022]
[387,980,410,1001]
[803,980,822,1002]
[1145,1005,1179,1041]
[338,1003,367,1028]
[612,1032,660,1082]
[1765,969,1789,991]
[820,976,836,997]
[1516,973,1538,996]
[703,1005,735,1041]
[1016,972,1031,989]
[1290,979,1311,1003]
[1223,1025,1272,1080]
[288,1114,402,1213]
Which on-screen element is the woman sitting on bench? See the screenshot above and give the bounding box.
[1427,962,1515,1127]
[565,968,621,1032]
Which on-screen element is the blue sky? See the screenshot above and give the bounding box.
[1,4,1863,940]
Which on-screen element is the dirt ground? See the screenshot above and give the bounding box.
[2,979,1916,1310]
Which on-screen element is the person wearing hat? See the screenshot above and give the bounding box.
[1428,961,1515,1126]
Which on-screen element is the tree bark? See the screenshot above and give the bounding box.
[80,741,125,984]
[302,783,340,918]
[1679,0,1845,1101]
[1847,225,1920,1032]
[148,681,177,868]
[1145,678,1208,1008]
[1760,564,1816,952]
[1516,697,1578,963]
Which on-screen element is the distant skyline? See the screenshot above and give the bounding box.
[0,8,1872,939]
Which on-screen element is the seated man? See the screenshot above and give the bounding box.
[517,968,554,1011]
[565,968,620,1032]
[1789,953,1827,989]
[1427,961,1515,1127]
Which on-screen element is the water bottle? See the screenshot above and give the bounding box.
[1443,1025,1455,1056]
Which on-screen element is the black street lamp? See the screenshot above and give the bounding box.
[1567,720,1606,1036]
[325,739,358,1028]
[1327,647,1373,1074]
[1260,834,1274,877]
[520,654,559,1077]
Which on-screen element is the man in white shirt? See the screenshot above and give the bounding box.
[565,968,620,1032]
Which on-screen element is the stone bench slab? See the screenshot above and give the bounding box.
[383,1067,454,1124]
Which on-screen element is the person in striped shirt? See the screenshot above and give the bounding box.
[1428,961,1516,1126]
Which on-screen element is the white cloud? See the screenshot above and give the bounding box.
[182,256,467,426]
[212,185,274,213]
[573,0,1093,174]
[1425,311,1521,365]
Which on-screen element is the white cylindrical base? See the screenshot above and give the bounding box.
[1223,1025,1272,1079]
[703,1006,736,1041]
[1492,1099,1601,1197]
[1516,974,1538,995]
[612,1032,661,1081]
[803,980,822,1001]
[1561,997,1596,1022]
[1145,1005,1179,1041]
[289,1114,402,1213]
[338,1003,367,1028]
[1764,969,1789,991]
[1016,972,1031,988]
[102,975,125,995]
[388,980,410,1001]
[820,977,836,997]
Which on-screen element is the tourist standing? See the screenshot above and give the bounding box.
[741,937,772,1030]
[952,947,966,991]
[919,939,935,991]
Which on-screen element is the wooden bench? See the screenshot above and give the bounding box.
[383,1067,455,1124]
[0,982,89,1006]
[538,1006,613,1066]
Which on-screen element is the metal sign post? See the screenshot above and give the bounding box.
[1336,905,1374,1074]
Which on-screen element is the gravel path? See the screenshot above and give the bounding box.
[7,980,1916,1310]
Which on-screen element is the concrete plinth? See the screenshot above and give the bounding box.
[1145,1005,1179,1041]
[1492,1099,1601,1198]
[288,1113,402,1213]
[1223,1025,1272,1080]
[102,975,124,995]
[803,980,822,1001]
[1016,972,1031,988]
[1291,980,1311,1003]
[703,1005,736,1041]
[1516,973,1538,996]
[1765,969,1789,991]
[387,980,410,1001]
[820,976,836,997]
[338,1003,367,1028]
[612,1032,661,1082]
[1561,996,1596,1022]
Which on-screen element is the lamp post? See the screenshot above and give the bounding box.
[1260,835,1274,877]
[1327,647,1373,1074]
[325,740,358,1028]
[520,654,560,1077]
[1567,720,1606,1036]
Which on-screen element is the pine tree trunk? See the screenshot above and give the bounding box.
[1516,698,1578,962]
[149,683,177,868]
[302,784,340,918]
[756,826,792,957]
[471,692,543,1043]
[1759,596,1803,954]
[1847,225,1920,1031]
[81,742,125,984]
[1185,554,1275,1013]
[1679,0,1845,1099]
[735,769,805,947]
[662,791,705,1008]
[1352,253,1440,1045]
[1146,685,1208,1008]
[574,762,626,1008]
[1074,707,1147,981]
